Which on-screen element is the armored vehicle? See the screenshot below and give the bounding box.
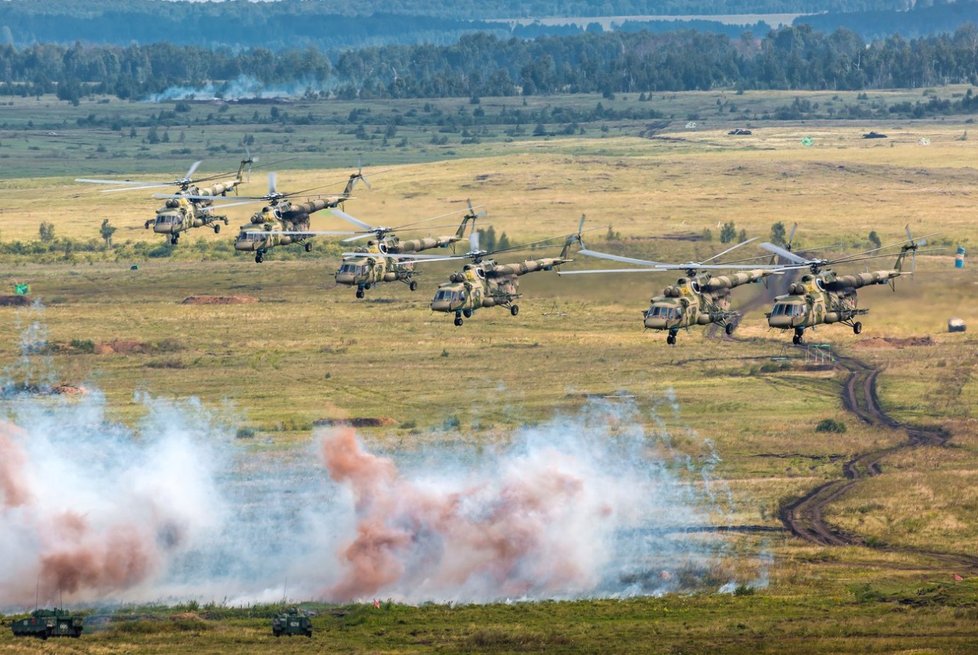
[11,609,83,639]
[272,607,312,638]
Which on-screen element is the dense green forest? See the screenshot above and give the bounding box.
[1,0,973,49]
[800,1,978,40]
[2,25,978,103]
[0,0,910,24]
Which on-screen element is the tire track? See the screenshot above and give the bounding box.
[779,350,978,570]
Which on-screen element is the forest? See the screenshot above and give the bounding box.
[2,25,978,103]
[0,0,964,49]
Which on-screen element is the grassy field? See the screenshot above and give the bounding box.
[0,94,977,652]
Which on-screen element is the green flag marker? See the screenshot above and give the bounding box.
[13,283,29,295]
[801,136,814,147]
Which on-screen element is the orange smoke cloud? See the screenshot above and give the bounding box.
[40,520,157,595]
[0,416,197,604]
[319,429,600,601]
[0,421,31,508]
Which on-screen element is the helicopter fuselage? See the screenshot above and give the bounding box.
[643,270,771,342]
[766,270,900,342]
[431,256,569,324]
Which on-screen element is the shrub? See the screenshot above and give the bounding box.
[815,418,846,433]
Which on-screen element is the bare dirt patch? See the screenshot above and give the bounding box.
[314,417,398,428]
[95,339,150,355]
[181,295,258,305]
[854,336,934,349]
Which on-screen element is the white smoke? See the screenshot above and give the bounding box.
[0,314,768,608]
[147,74,336,102]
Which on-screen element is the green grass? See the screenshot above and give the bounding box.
[0,94,977,652]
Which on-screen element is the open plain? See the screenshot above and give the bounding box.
[0,91,976,653]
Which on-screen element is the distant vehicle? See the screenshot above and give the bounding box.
[272,608,312,638]
[863,131,887,139]
[727,128,752,135]
[11,609,83,639]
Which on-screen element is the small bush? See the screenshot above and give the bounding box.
[70,338,95,353]
[815,418,847,433]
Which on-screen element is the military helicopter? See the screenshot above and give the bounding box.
[559,226,783,344]
[226,168,367,263]
[331,200,484,298]
[77,157,256,245]
[397,220,583,326]
[760,226,927,344]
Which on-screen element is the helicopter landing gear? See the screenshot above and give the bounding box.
[355,288,365,299]
[666,332,677,345]
[792,329,804,345]
[454,313,463,327]
[213,224,221,234]
[409,280,418,292]
[255,251,264,263]
[724,322,735,336]
[304,242,313,252]
[852,321,862,335]
[510,305,519,316]
[463,308,472,318]
[170,234,179,245]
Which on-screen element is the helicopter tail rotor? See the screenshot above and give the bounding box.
[892,224,925,290]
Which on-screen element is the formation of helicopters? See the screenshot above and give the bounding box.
[76,157,936,344]
[77,156,257,244]
[331,200,484,298]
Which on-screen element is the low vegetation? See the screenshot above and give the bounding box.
[0,100,975,653]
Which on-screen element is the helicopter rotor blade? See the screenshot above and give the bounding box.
[268,172,278,196]
[331,208,375,231]
[699,237,758,264]
[183,160,203,182]
[101,183,174,193]
[759,242,811,265]
[341,233,377,243]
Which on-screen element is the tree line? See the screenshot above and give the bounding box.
[2,25,978,103]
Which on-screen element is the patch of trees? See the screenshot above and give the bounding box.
[798,1,978,41]
[2,25,978,103]
[0,0,909,35]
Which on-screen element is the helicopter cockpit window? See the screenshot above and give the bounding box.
[773,303,803,316]
[434,289,458,303]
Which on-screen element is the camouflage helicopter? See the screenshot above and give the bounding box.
[559,226,783,344]
[225,169,367,263]
[331,200,484,298]
[760,226,927,344]
[395,221,583,326]
[77,157,256,245]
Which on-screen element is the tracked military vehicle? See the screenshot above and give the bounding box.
[11,609,83,639]
[272,607,312,638]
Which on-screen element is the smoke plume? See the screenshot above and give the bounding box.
[314,400,736,603]
[0,393,227,606]
[0,356,762,607]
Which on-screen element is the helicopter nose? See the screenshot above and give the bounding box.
[768,315,793,329]
[644,316,668,330]
[335,272,356,284]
